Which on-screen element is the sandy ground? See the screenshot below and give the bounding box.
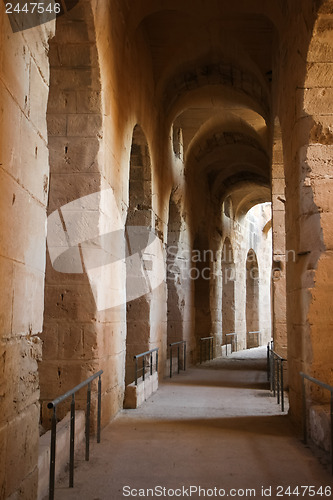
[51,348,332,499]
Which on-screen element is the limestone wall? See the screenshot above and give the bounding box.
[274,0,333,423]
[1,1,332,496]
[212,202,273,354]
[40,0,170,429]
[0,4,54,498]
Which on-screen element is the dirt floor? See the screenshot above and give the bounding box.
[51,348,332,499]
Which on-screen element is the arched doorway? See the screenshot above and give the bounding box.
[246,249,260,349]
[125,124,153,385]
[166,193,183,346]
[221,237,235,350]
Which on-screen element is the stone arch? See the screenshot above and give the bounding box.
[280,2,333,421]
[40,2,106,427]
[193,234,212,361]
[221,237,235,347]
[166,192,183,346]
[125,125,153,385]
[223,197,233,219]
[172,126,184,160]
[246,249,260,348]
[271,117,287,356]
[300,5,333,385]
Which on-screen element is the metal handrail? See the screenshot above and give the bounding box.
[300,372,333,475]
[134,348,159,386]
[248,330,261,348]
[169,341,186,378]
[225,333,237,356]
[200,336,214,363]
[268,346,286,411]
[47,370,103,500]
[267,341,274,381]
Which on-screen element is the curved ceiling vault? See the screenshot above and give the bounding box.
[134,1,278,216]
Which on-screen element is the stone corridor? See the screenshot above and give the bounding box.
[51,349,332,500]
[1,1,333,497]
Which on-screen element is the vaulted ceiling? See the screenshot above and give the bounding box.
[131,0,282,214]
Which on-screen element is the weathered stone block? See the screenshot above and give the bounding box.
[5,404,39,498]
[95,322,126,357]
[298,87,333,117]
[47,89,77,114]
[76,90,102,113]
[53,19,96,44]
[47,114,67,136]
[57,43,97,68]
[48,136,100,173]
[304,62,333,87]
[6,183,47,269]
[0,256,13,336]
[313,178,333,213]
[123,371,158,409]
[29,59,49,140]
[43,284,96,322]
[0,83,22,171]
[272,178,286,196]
[51,67,101,90]
[0,423,7,498]
[309,404,331,453]
[47,172,101,211]
[41,322,59,360]
[319,212,333,249]
[19,113,49,204]
[12,264,45,335]
[1,26,30,112]
[67,113,102,137]
[57,323,98,360]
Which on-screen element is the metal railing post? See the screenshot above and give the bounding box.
[225,333,236,356]
[169,342,186,377]
[276,358,281,405]
[49,407,57,500]
[200,337,214,363]
[97,375,102,443]
[85,382,91,461]
[301,375,307,444]
[281,360,284,412]
[269,348,287,412]
[69,394,75,487]
[134,348,159,381]
[177,345,180,374]
[300,371,333,475]
[330,392,333,475]
[47,370,104,498]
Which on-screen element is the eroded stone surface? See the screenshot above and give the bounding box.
[1,0,333,497]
